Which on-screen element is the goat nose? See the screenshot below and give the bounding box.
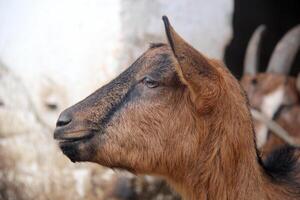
[56,113,72,127]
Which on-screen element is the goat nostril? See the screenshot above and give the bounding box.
[56,114,72,127]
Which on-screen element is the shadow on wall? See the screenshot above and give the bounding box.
[225,0,300,79]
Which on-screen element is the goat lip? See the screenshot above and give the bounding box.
[55,130,95,144]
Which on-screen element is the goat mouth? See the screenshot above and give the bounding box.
[53,130,97,163]
[55,131,95,146]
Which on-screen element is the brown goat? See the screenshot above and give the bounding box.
[54,17,300,199]
[241,25,300,150]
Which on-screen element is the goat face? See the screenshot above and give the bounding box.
[241,24,300,114]
[54,44,184,172]
[241,73,298,112]
[54,17,244,175]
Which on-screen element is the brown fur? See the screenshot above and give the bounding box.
[54,17,300,199]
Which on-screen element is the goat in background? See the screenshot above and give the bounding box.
[241,25,300,156]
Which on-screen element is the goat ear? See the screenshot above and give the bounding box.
[162,16,220,101]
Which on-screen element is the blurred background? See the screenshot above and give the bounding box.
[0,0,299,200]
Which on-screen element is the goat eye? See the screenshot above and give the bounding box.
[251,78,258,85]
[143,77,159,88]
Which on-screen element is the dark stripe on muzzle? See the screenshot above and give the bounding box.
[99,84,136,129]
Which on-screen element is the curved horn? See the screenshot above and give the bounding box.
[244,25,266,75]
[267,25,300,74]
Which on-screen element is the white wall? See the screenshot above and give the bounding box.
[0,0,122,126]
